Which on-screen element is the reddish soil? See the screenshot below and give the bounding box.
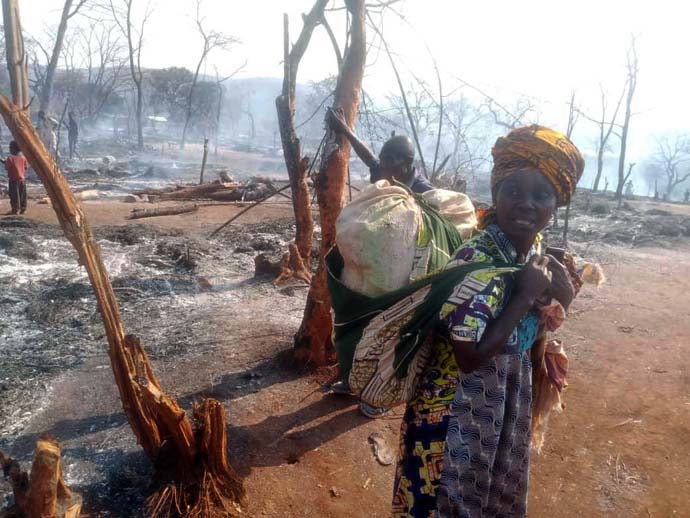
[1,196,689,517]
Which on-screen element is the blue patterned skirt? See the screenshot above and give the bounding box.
[393,351,533,517]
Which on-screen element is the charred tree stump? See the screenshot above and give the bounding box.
[293,0,367,367]
[0,96,245,517]
[1,437,82,518]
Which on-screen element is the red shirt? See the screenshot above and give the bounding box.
[5,154,28,181]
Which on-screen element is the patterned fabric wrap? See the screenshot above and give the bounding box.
[328,248,516,408]
[393,224,542,518]
[329,202,511,409]
[491,124,585,206]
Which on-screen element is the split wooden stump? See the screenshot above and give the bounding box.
[0,437,82,518]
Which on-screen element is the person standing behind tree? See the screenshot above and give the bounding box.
[66,112,79,159]
[326,107,433,193]
[2,140,29,215]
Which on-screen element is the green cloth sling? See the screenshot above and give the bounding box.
[329,250,514,380]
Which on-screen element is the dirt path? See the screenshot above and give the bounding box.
[529,244,690,517]
[1,200,689,516]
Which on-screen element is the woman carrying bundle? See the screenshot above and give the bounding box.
[393,125,584,517]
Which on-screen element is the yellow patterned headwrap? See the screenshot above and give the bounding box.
[491,125,585,207]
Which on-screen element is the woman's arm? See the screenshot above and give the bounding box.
[326,108,378,169]
[452,256,551,373]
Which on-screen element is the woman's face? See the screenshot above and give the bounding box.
[495,169,557,242]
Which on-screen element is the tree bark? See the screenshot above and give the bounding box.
[0,95,245,516]
[2,0,30,110]
[293,0,366,367]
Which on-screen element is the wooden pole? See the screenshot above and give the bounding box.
[199,137,209,184]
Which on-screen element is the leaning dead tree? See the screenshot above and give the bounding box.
[293,0,366,367]
[1,438,82,518]
[275,0,330,284]
[0,97,245,516]
[38,0,89,113]
[2,0,30,109]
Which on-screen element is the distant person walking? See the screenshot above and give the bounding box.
[3,140,29,215]
[66,111,79,159]
[625,179,634,197]
[684,188,689,203]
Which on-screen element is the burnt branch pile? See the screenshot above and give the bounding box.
[134,177,280,203]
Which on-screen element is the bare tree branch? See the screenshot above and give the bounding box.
[366,12,428,176]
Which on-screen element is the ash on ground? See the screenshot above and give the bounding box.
[0,216,305,514]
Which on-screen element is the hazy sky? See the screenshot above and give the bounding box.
[19,0,690,163]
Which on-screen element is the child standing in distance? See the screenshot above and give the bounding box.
[3,140,29,215]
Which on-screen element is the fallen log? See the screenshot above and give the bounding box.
[158,181,238,201]
[206,189,243,202]
[0,94,246,516]
[1,437,82,518]
[128,204,199,220]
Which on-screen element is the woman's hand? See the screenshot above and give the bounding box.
[514,255,552,305]
[545,255,575,310]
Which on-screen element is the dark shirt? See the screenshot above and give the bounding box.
[409,175,433,193]
[369,163,433,193]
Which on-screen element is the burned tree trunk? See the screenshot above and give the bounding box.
[2,0,30,109]
[293,0,366,367]
[0,96,245,517]
[1,437,82,518]
[275,3,329,270]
